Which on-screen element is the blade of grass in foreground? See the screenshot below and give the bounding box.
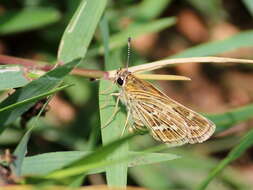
[21,150,179,176]
[22,151,89,176]
[99,15,128,187]
[99,17,128,187]
[197,128,253,190]
[58,0,107,63]
[46,133,136,179]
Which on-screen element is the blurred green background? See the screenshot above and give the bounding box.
[1,0,253,189]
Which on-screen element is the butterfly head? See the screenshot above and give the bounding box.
[115,38,132,87]
[115,69,131,87]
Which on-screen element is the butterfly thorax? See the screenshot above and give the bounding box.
[115,69,163,95]
[115,69,164,110]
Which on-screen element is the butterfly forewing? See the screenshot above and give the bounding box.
[117,70,215,146]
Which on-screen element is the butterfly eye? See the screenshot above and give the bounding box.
[117,77,124,86]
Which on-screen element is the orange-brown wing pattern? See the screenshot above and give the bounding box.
[121,74,215,146]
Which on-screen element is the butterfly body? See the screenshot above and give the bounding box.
[115,69,215,146]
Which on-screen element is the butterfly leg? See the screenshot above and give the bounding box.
[121,111,131,136]
[99,82,118,109]
[101,94,120,129]
[100,92,120,109]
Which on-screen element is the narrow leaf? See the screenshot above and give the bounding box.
[22,150,179,176]
[58,0,107,62]
[46,133,136,179]
[99,15,128,187]
[22,151,88,176]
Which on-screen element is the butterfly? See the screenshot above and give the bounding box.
[100,37,216,146]
[112,68,215,146]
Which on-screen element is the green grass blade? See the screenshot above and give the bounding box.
[21,149,179,176]
[197,128,253,190]
[0,84,72,113]
[22,151,89,176]
[58,0,107,62]
[0,58,80,134]
[205,103,253,133]
[0,8,60,35]
[99,15,128,187]
[171,30,253,58]
[0,66,29,90]
[46,133,136,179]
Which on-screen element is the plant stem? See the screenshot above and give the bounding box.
[0,54,108,80]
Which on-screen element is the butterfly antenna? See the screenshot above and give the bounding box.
[126,37,131,70]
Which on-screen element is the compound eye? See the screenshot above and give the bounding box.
[117,77,124,86]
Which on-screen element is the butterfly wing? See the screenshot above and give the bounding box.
[122,74,215,146]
